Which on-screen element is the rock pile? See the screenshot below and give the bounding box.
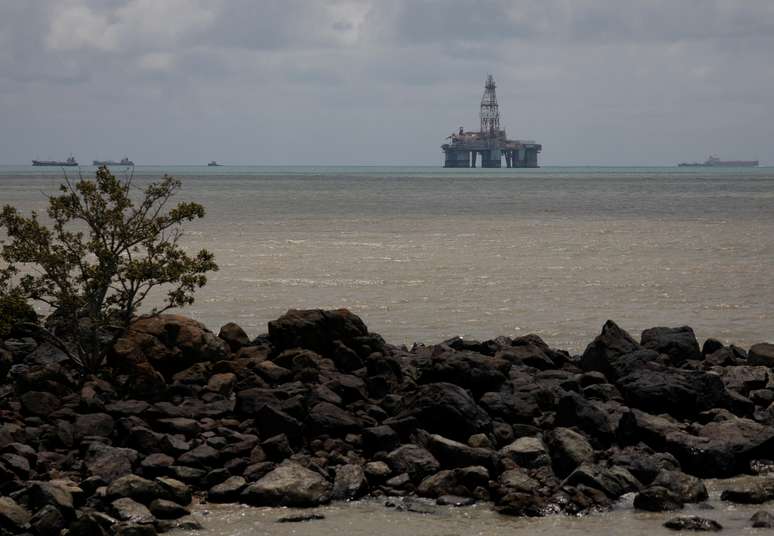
[1,310,774,533]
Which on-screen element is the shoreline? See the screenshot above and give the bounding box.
[1,309,774,534]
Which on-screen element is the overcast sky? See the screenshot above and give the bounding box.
[1,0,773,166]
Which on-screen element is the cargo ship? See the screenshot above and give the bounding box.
[32,156,78,167]
[93,157,134,166]
[678,155,758,167]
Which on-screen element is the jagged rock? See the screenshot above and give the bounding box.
[107,475,165,504]
[386,445,441,482]
[268,309,372,357]
[30,504,66,534]
[497,469,540,494]
[261,433,293,461]
[609,446,680,485]
[663,516,722,531]
[255,404,303,439]
[399,382,491,441]
[751,510,774,528]
[641,326,702,364]
[581,320,640,375]
[417,352,509,395]
[546,427,595,478]
[0,496,31,531]
[749,343,774,367]
[148,499,189,519]
[218,322,250,351]
[616,365,732,418]
[28,480,80,513]
[651,470,708,503]
[563,464,640,498]
[363,425,400,453]
[110,498,155,524]
[426,433,495,470]
[208,476,247,503]
[85,443,139,481]
[241,462,331,506]
[307,402,362,436]
[720,476,774,504]
[74,413,114,439]
[556,392,614,444]
[177,444,220,467]
[155,477,192,506]
[634,486,684,511]
[720,366,770,396]
[20,390,61,416]
[499,437,550,468]
[417,466,488,498]
[206,372,237,395]
[111,314,229,378]
[331,464,367,500]
[364,461,391,480]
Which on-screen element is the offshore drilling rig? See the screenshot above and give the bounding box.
[441,75,542,168]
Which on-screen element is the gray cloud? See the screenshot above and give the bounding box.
[1,0,773,165]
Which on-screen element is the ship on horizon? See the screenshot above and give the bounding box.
[678,155,759,167]
[93,157,134,166]
[32,156,78,167]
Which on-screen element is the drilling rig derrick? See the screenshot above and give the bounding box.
[441,75,542,168]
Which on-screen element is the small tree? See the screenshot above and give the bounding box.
[0,166,217,370]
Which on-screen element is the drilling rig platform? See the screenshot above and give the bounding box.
[442,75,542,168]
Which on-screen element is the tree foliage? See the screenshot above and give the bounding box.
[0,166,217,370]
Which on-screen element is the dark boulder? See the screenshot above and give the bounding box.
[218,322,250,352]
[720,476,774,504]
[307,402,362,436]
[207,476,247,503]
[581,320,640,375]
[749,343,774,367]
[641,326,701,364]
[616,364,731,418]
[111,314,229,379]
[417,352,509,395]
[241,462,331,506]
[651,470,708,503]
[751,510,774,528]
[331,464,368,500]
[30,504,66,534]
[20,391,61,416]
[362,425,400,454]
[268,309,372,357]
[110,498,155,524]
[663,516,722,531]
[634,486,684,511]
[399,383,491,441]
[386,444,441,482]
[0,497,31,531]
[545,427,595,478]
[556,392,614,445]
[148,499,189,520]
[106,475,165,504]
[426,433,495,470]
[562,464,641,499]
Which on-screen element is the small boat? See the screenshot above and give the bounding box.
[32,156,78,166]
[207,161,221,167]
[93,157,134,166]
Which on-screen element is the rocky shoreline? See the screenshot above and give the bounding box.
[1,309,774,534]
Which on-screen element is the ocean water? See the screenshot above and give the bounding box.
[1,165,773,351]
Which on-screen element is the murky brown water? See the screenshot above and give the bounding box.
[174,484,772,536]
[3,166,773,352]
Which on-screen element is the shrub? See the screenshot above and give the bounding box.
[0,166,217,370]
